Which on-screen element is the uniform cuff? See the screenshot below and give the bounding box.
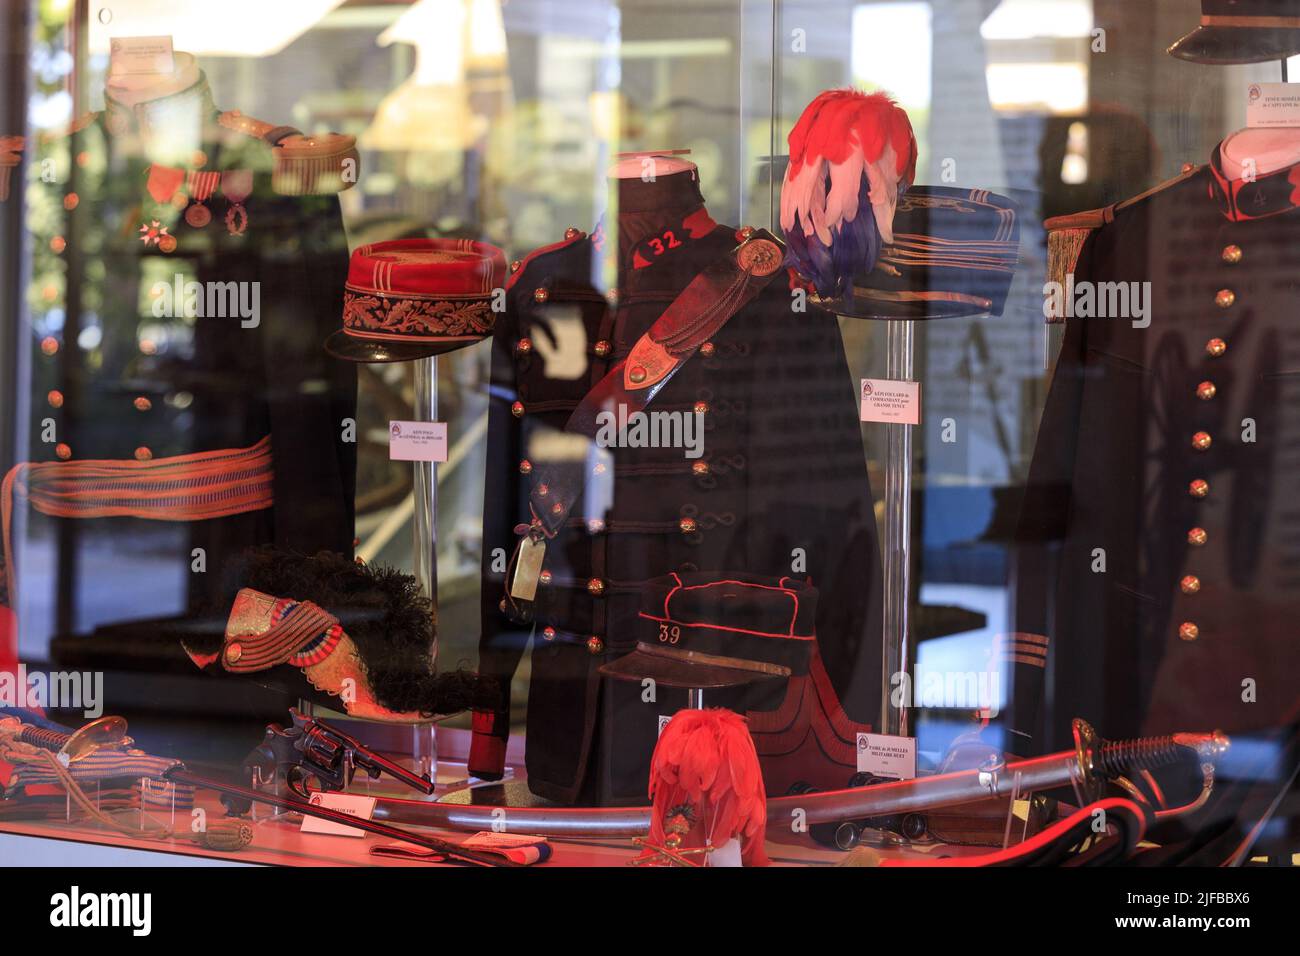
[468,709,508,780]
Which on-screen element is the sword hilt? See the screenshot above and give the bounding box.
[1073,718,1230,800]
[14,716,129,762]
[18,725,71,750]
[1099,732,1229,776]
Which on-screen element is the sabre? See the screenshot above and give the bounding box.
[163,767,521,868]
[370,720,1229,837]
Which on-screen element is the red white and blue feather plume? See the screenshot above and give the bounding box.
[780,89,917,299]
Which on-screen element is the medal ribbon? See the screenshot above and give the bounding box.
[185,170,221,202]
[145,164,185,204]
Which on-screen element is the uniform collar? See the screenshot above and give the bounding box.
[103,75,216,140]
[1207,139,1300,222]
[611,169,711,259]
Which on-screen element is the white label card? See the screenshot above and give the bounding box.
[860,378,921,425]
[1247,83,1300,129]
[300,793,377,838]
[856,733,917,780]
[108,36,175,76]
[389,421,448,462]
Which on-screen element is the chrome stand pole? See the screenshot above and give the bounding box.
[880,319,915,737]
[411,356,439,787]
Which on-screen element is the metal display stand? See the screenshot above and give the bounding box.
[409,356,439,781]
[879,319,915,738]
[825,305,920,740]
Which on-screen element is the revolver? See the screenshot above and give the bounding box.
[223,709,434,815]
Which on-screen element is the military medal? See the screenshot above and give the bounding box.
[137,220,171,248]
[183,169,220,228]
[223,170,253,235]
[145,163,184,217]
[184,202,211,228]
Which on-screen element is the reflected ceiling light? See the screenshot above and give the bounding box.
[379,0,507,74]
[852,2,932,108]
[985,63,1088,112]
[363,0,511,154]
[86,0,344,57]
[981,0,1092,40]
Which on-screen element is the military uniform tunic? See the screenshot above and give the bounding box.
[1019,145,1300,751]
[4,80,355,665]
[475,171,883,804]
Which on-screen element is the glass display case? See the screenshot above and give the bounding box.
[0,0,1296,879]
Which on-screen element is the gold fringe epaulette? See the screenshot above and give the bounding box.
[38,112,99,146]
[219,110,359,197]
[218,109,278,141]
[1044,206,1113,318]
[1043,163,1203,323]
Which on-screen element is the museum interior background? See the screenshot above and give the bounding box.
[0,0,1285,766]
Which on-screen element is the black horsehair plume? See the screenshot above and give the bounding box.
[234,547,496,717]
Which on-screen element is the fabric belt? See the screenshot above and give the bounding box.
[4,750,185,790]
[1,436,274,610]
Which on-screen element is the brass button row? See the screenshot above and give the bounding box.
[539,627,602,654]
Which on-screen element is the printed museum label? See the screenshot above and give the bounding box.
[860,378,921,426]
[1247,82,1300,128]
[300,793,377,838]
[856,732,918,780]
[108,36,175,76]
[389,421,448,462]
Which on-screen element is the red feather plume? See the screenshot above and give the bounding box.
[645,708,769,867]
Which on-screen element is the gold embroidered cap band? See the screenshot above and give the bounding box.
[325,238,508,363]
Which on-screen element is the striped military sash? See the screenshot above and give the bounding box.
[1,436,274,610]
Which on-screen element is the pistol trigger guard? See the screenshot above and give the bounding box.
[286,765,319,801]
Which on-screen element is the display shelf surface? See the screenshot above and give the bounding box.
[0,773,986,867]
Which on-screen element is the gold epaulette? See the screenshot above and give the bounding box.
[0,136,21,202]
[218,109,277,141]
[1044,163,1203,322]
[1044,205,1114,316]
[219,110,359,196]
[38,112,100,146]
